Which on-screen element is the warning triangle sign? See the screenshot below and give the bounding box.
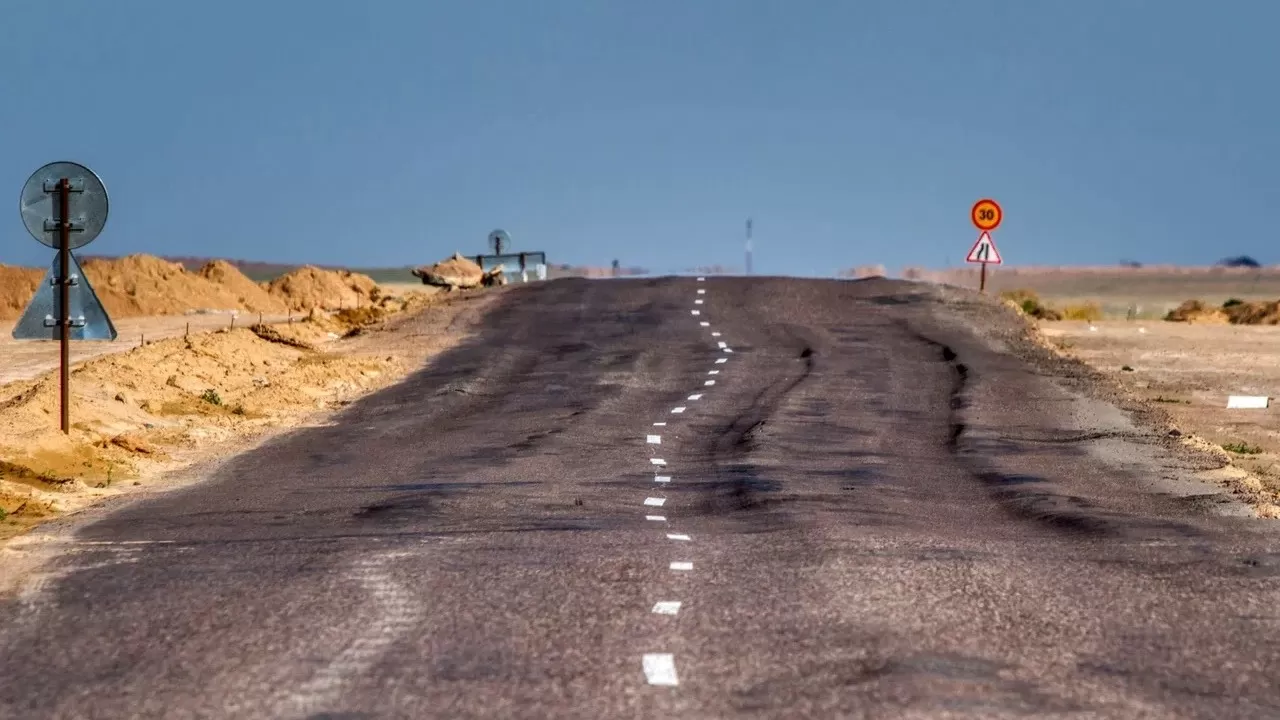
[13,252,118,340]
[965,231,1002,265]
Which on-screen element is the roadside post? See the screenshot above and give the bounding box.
[15,161,117,434]
[967,198,1004,292]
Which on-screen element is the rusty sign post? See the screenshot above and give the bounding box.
[966,199,1004,293]
[16,162,115,434]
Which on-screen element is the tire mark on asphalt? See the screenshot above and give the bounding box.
[271,550,419,717]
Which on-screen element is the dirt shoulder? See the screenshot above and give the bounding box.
[0,288,503,558]
[1038,320,1280,509]
[921,283,1280,518]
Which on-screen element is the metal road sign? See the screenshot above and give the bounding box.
[966,231,1002,264]
[971,198,1002,232]
[20,162,109,250]
[13,252,117,340]
[488,229,510,255]
[16,160,115,434]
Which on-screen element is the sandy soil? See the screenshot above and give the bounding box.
[0,289,499,549]
[0,314,291,385]
[1040,320,1280,501]
[913,266,1280,319]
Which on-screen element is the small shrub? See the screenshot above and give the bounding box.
[1152,396,1188,404]
[1223,298,1244,308]
[1001,289,1062,320]
[0,507,7,521]
[1061,303,1103,322]
[231,404,247,416]
[1121,365,1135,372]
[1222,442,1263,455]
[200,388,222,406]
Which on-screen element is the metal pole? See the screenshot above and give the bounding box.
[979,262,988,293]
[58,178,71,434]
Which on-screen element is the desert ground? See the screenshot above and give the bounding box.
[944,266,1280,509]
[0,254,499,546]
[910,265,1280,319]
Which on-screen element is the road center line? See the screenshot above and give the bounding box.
[652,422,666,426]
[699,321,710,327]
[704,380,715,386]
[646,435,661,444]
[715,358,727,364]
[671,406,686,413]
[697,289,705,294]
[646,515,666,522]
[670,561,693,571]
[655,475,671,483]
[644,497,666,507]
[687,394,702,400]
[666,533,691,541]
[717,341,727,348]
[708,370,719,375]
[650,458,667,466]
[691,310,700,316]
[695,300,704,305]
[652,601,682,615]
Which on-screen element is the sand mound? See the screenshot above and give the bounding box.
[196,261,288,314]
[266,266,381,312]
[412,253,485,289]
[82,255,250,317]
[0,265,44,321]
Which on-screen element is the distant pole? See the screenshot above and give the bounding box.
[745,218,753,275]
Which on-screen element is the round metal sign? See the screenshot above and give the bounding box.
[488,229,510,254]
[19,161,109,250]
[970,198,1002,232]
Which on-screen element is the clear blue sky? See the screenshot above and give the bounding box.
[2,1,1276,276]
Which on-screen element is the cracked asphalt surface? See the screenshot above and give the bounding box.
[2,277,1279,719]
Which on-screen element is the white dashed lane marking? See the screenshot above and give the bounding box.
[637,279,732,693]
[643,653,680,686]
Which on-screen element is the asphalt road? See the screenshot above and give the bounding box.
[2,277,1279,719]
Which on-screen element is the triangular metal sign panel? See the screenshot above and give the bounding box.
[965,231,1002,265]
[13,252,118,340]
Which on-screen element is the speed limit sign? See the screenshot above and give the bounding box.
[971,199,1002,231]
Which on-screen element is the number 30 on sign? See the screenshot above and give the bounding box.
[971,198,1002,231]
